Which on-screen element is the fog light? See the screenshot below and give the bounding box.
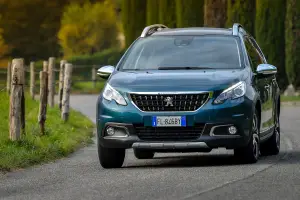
[106,126,115,136]
[228,126,237,135]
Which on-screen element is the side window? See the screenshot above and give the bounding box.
[243,37,264,72]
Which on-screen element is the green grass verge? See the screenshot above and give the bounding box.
[281,95,300,102]
[0,92,94,171]
[72,81,105,94]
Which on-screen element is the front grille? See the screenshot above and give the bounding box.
[130,93,209,112]
[135,124,205,141]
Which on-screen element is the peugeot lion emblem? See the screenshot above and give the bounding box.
[164,96,174,107]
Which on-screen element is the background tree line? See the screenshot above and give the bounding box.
[0,0,299,91]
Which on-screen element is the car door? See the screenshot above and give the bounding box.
[250,38,276,132]
[243,36,273,135]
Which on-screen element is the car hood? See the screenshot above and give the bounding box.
[108,69,249,93]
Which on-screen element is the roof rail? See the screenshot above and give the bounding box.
[232,23,243,35]
[141,24,168,37]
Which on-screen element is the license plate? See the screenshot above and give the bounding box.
[152,116,186,127]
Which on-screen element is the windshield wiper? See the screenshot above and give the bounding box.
[157,66,213,70]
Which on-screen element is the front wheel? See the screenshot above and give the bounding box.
[98,144,125,169]
[234,110,260,163]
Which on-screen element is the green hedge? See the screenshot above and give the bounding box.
[159,0,177,28]
[285,0,300,89]
[147,0,159,25]
[68,48,125,66]
[255,0,288,90]
[175,0,204,27]
[226,0,255,35]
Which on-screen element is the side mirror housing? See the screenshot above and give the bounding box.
[256,64,277,75]
[97,65,115,79]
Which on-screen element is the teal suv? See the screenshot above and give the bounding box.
[96,24,281,168]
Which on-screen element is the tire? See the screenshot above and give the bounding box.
[134,149,155,159]
[260,110,280,156]
[98,144,125,169]
[234,109,260,163]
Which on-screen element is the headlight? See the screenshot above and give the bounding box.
[103,84,127,106]
[213,81,246,104]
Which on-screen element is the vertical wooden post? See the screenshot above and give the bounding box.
[30,62,35,99]
[92,66,96,88]
[38,71,48,135]
[59,60,67,110]
[9,58,25,141]
[6,61,11,94]
[48,57,55,107]
[43,61,48,72]
[61,63,73,122]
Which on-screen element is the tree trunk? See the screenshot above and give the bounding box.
[204,0,227,28]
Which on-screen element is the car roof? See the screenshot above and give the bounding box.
[152,27,233,36]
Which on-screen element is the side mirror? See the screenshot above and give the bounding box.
[256,64,277,75]
[97,65,115,79]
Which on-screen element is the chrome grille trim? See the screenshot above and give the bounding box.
[129,91,212,113]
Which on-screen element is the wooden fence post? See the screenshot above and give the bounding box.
[6,61,11,94]
[92,66,96,88]
[59,60,67,110]
[61,63,73,122]
[43,61,48,72]
[48,57,55,107]
[30,62,35,99]
[9,58,25,141]
[38,71,48,135]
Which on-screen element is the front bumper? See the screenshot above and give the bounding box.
[97,96,254,151]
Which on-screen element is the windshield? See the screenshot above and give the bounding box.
[118,35,242,71]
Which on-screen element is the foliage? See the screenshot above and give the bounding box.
[159,0,177,28]
[122,0,147,47]
[0,0,83,62]
[0,15,9,59]
[0,92,94,171]
[255,0,288,90]
[285,0,300,89]
[146,0,160,25]
[204,0,227,28]
[58,1,120,57]
[175,0,204,27]
[226,0,255,35]
[68,48,125,66]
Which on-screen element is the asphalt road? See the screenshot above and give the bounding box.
[1,95,299,200]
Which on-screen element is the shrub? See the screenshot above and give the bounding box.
[256,0,288,90]
[159,0,177,28]
[58,1,120,57]
[285,0,300,89]
[147,0,160,25]
[175,0,204,27]
[226,0,255,35]
[122,0,147,47]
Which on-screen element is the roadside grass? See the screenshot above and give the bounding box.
[72,81,105,94]
[0,92,94,171]
[282,95,300,102]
